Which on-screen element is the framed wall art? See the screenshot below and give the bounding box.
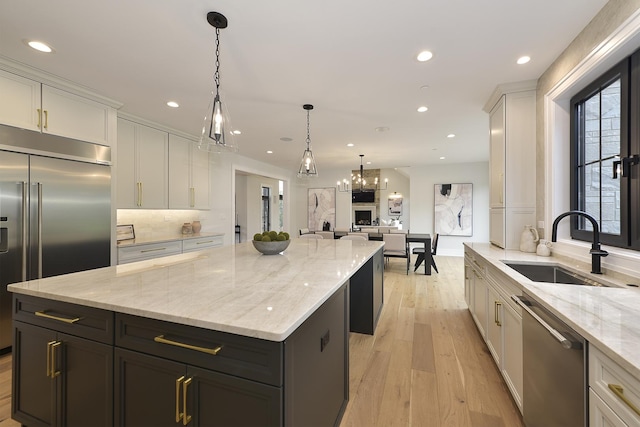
[434,183,473,236]
[388,196,403,216]
[308,187,336,231]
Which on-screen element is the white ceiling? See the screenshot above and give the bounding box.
[0,0,608,172]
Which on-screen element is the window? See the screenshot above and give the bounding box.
[570,52,640,250]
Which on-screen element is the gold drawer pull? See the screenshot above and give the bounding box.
[140,247,167,253]
[183,377,192,425]
[196,241,214,245]
[608,383,640,416]
[36,311,81,324]
[154,335,222,356]
[175,376,185,422]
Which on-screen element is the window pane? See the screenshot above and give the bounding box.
[584,93,600,165]
[601,79,621,159]
[583,163,599,232]
[601,157,621,235]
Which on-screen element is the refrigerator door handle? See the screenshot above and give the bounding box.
[21,182,28,281]
[37,182,43,279]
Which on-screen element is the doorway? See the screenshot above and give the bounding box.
[262,186,271,232]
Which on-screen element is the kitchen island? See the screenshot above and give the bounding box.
[9,238,384,427]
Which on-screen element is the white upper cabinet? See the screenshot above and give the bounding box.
[168,135,210,210]
[0,69,115,146]
[117,118,168,209]
[489,97,506,209]
[0,69,40,131]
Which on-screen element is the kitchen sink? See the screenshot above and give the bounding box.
[502,261,608,287]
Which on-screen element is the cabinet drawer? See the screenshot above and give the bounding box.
[590,345,640,426]
[13,294,114,344]
[182,236,222,253]
[117,240,182,264]
[115,313,283,387]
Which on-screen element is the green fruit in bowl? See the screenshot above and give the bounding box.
[261,235,272,242]
[253,233,263,241]
[253,231,290,241]
[268,231,278,240]
[276,234,286,241]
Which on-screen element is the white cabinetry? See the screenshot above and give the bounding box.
[465,246,523,413]
[589,345,640,427]
[117,118,168,209]
[0,69,114,145]
[168,134,210,209]
[486,86,536,249]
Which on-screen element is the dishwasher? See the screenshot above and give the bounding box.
[512,293,587,427]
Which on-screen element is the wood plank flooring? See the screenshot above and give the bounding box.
[340,256,524,427]
[0,256,523,427]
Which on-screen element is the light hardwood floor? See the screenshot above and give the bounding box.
[0,256,523,427]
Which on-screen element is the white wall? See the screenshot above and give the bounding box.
[409,161,489,257]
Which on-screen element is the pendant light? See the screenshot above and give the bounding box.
[297,104,318,177]
[198,11,238,152]
[338,154,388,192]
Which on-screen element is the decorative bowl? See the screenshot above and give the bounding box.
[252,239,290,255]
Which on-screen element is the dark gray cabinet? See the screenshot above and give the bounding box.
[12,295,114,427]
[349,249,384,334]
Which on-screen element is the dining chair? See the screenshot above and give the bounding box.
[360,227,378,234]
[390,229,408,234]
[315,231,335,239]
[299,228,310,235]
[300,233,323,239]
[347,232,369,240]
[413,233,439,273]
[340,235,367,241]
[382,233,409,274]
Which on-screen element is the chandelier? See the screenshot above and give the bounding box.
[337,154,387,192]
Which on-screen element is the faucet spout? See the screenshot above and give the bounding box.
[551,210,608,274]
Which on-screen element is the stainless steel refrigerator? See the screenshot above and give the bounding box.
[0,124,111,350]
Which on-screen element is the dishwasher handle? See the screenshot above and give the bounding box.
[511,295,576,350]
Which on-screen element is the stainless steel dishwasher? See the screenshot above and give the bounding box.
[512,293,587,427]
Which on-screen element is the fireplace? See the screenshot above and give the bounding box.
[355,210,372,226]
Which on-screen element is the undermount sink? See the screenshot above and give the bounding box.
[502,261,608,287]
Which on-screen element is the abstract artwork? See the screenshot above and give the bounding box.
[434,183,472,236]
[308,188,336,231]
[388,197,403,216]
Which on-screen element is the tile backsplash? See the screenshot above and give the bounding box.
[117,210,207,240]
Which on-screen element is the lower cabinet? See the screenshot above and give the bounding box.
[464,246,523,413]
[12,296,114,427]
[114,348,281,426]
[349,250,384,335]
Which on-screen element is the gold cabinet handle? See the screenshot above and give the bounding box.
[140,247,167,253]
[175,376,185,422]
[190,187,195,208]
[36,310,81,324]
[183,377,192,425]
[46,340,55,377]
[43,110,48,130]
[608,383,640,416]
[154,335,222,356]
[139,182,143,206]
[495,301,502,326]
[50,341,61,378]
[37,108,42,129]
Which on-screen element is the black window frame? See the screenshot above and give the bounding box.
[570,53,640,250]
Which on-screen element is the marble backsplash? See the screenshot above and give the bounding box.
[117,209,207,240]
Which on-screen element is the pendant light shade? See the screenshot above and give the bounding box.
[198,11,238,153]
[298,104,318,177]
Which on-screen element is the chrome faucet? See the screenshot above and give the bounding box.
[551,210,608,274]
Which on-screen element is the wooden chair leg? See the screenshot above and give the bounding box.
[431,256,438,274]
[413,253,425,272]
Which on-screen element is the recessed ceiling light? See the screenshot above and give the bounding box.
[420,85,430,90]
[366,161,372,165]
[417,106,428,113]
[439,156,446,160]
[517,56,531,65]
[280,137,292,142]
[347,143,354,147]
[447,133,455,138]
[27,40,53,53]
[232,130,241,135]
[166,101,179,108]
[417,51,433,62]
[266,150,273,154]
[375,126,390,132]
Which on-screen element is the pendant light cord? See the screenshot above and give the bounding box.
[215,28,221,93]
[306,109,311,148]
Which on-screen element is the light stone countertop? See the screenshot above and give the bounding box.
[464,242,640,379]
[9,239,384,342]
[116,231,224,247]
